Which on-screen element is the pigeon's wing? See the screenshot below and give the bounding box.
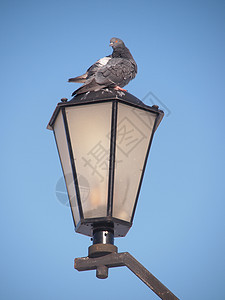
[68,55,111,83]
[95,58,137,87]
[86,55,112,79]
[72,77,102,96]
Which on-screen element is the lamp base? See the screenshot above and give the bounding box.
[88,243,118,258]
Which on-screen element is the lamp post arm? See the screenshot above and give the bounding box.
[123,252,179,300]
[74,252,179,300]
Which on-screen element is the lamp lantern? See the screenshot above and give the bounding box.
[48,90,163,241]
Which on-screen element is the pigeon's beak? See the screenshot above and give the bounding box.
[109,42,113,47]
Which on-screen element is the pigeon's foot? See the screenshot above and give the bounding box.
[114,86,127,92]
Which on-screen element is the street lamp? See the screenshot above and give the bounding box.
[47,89,179,300]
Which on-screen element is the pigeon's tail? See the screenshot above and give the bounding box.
[72,79,106,96]
[68,73,87,83]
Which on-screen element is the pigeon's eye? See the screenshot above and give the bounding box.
[115,40,118,43]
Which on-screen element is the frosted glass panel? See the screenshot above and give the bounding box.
[66,103,112,219]
[53,110,80,225]
[113,103,157,222]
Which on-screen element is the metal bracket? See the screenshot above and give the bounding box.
[75,251,179,300]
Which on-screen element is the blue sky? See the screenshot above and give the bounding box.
[1,0,225,299]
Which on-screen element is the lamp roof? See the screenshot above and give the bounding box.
[47,89,164,130]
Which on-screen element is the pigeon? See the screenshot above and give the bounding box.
[68,38,137,96]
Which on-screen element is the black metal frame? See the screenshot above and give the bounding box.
[48,90,164,238]
[131,112,161,223]
[62,108,84,219]
[107,100,118,217]
[53,128,77,228]
[75,216,131,237]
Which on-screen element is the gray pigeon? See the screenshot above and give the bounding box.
[68,38,137,96]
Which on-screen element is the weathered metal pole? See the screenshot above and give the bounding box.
[75,250,179,300]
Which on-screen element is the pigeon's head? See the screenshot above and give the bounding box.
[109,37,125,49]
